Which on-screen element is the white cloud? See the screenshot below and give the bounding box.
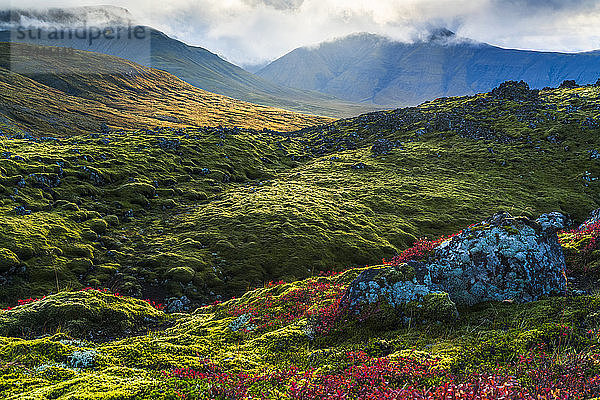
[1,0,599,65]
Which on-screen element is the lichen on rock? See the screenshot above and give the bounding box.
[343,212,568,324]
[427,212,567,306]
[343,262,458,324]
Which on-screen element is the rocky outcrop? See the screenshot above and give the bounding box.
[344,212,567,323]
[560,80,579,89]
[344,261,432,308]
[427,212,566,306]
[370,138,399,156]
[491,81,539,101]
[343,262,458,324]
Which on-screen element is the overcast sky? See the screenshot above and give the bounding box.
[3,0,600,66]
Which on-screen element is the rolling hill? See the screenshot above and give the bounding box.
[0,22,375,118]
[0,42,331,135]
[2,81,600,399]
[257,31,600,106]
[1,80,600,306]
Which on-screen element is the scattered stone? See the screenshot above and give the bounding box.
[25,173,60,189]
[351,163,368,170]
[229,313,256,332]
[156,138,181,150]
[166,296,191,313]
[371,139,397,155]
[579,208,600,229]
[14,206,31,216]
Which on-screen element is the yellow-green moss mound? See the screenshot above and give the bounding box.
[0,290,169,340]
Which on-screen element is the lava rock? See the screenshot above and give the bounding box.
[343,262,458,323]
[343,212,567,323]
[371,139,396,155]
[491,81,538,101]
[344,262,431,308]
[427,212,566,306]
[166,296,191,313]
[26,173,60,189]
[559,80,579,89]
[351,162,368,170]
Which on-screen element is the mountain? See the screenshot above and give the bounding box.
[0,10,375,117]
[0,42,331,135]
[256,31,600,106]
[0,5,133,28]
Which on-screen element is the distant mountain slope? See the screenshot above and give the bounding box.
[0,27,375,118]
[0,43,331,135]
[257,32,600,106]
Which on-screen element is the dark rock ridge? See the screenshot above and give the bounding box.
[490,81,539,101]
[345,212,567,322]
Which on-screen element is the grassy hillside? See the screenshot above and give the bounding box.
[0,28,377,118]
[1,82,599,306]
[0,42,331,135]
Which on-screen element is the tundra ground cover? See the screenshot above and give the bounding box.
[2,260,600,399]
[2,83,600,398]
[2,84,600,307]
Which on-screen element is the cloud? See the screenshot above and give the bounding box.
[0,0,598,66]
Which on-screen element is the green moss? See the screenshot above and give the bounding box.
[103,215,120,227]
[1,84,600,308]
[0,290,169,339]
[0,248,20,272]
[66,258,93,275]
[88,219,108,235]
[0,273,599,399]
[166,267,195,283]
[405,292,459,323]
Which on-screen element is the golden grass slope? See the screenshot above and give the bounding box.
[0,43,332,135]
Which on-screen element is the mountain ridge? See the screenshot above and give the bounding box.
[257,31,600,106]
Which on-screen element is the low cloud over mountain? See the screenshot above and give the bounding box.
[1,0,598,66]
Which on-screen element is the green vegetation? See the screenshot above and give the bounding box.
[1,83,600,305]
[0,269,599,399]
[0,42,331,135]
[2,78,600,397]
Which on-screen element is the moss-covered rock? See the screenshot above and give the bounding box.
[166,267,195,283]
[81,229,98,241]
[0,290,168,339]
[66,258,93,274]
[88,218,108,235]
[104,214,120,227]
[405,292,459,323]
[427,212,567,305]
[0,248,20,272]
